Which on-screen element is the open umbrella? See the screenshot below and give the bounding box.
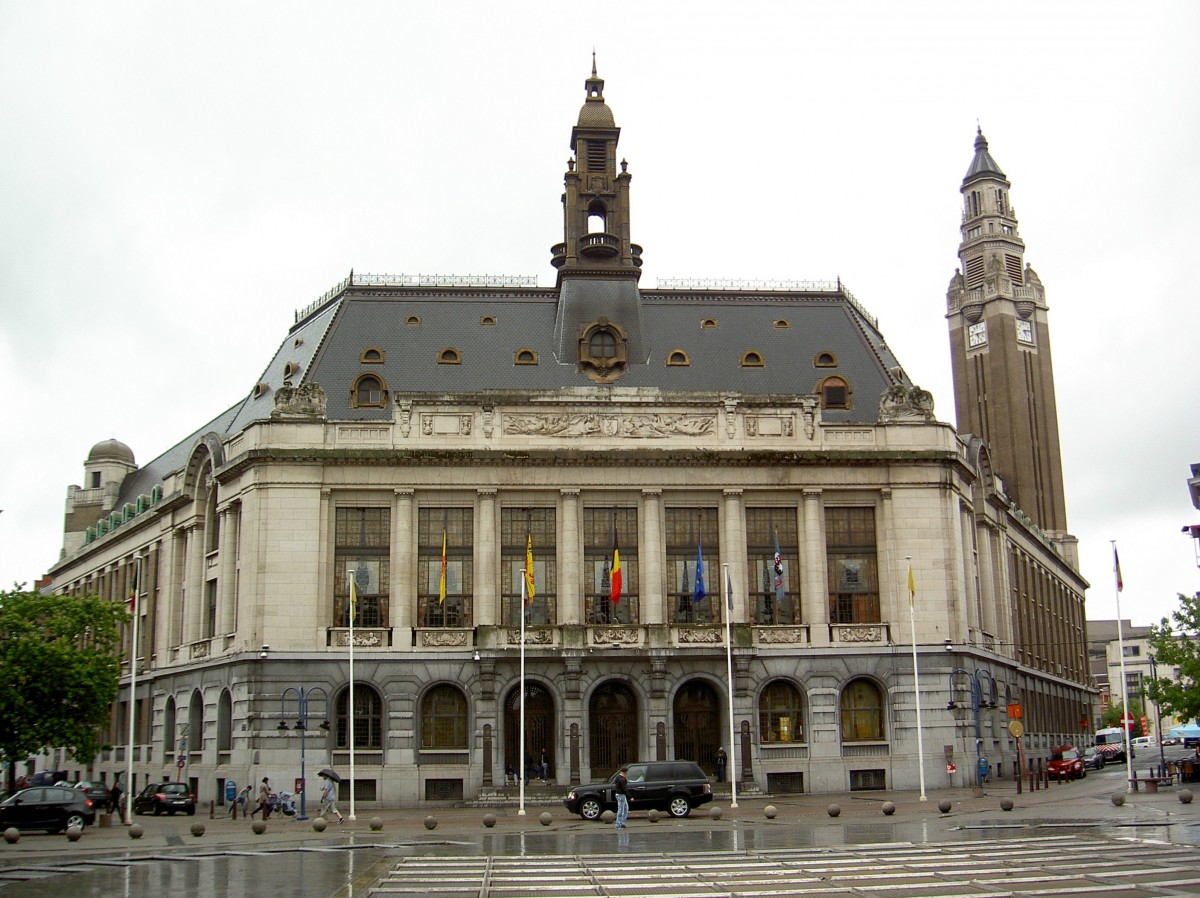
[318,768,342,783]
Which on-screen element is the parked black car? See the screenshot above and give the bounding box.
[133,782,196,816]
[0,786,95,833]
[564,760,713,820]
[64,780,113,813]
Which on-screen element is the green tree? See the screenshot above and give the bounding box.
[1102,698,1143,730]
[1146,592,1200,725]
[0,588,126,790]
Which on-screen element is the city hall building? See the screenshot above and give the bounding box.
[47,64,1091,807]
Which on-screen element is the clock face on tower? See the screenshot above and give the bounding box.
[967,321,988,347]
[1016,319,1034,344]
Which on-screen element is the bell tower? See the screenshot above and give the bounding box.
[550,57,643,283]
[947,129,1069,537]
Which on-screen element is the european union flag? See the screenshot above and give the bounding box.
[693,541,707,604]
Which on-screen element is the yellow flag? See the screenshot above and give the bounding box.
[525,533,535,603]
[438,529,447,604]
[907,564,915,605]
[349,575,358,623]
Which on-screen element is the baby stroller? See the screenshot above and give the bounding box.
[270,791,297,817]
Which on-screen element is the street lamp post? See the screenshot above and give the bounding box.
[1148,656,1167,777]
[947,668,996,789]
[278,687,330,821]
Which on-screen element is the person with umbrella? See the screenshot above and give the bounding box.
[318,770,344,823]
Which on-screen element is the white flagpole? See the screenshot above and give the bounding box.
[722,563,738,808]
[123,553,142,824]
[907,557,927,801]
[518,568,527,815]
[1113,541,1133,793]
[348,568,357,820]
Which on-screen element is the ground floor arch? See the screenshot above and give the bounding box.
[588,680,639,780]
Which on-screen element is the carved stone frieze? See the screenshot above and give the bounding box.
[590,627,640,645]
[418,629,470,647]
[189,642,210,660]
[270,382,327,420]
[833,625,884,643]
[421,414,473,436]
[506,628,554,645]
[503,412,714,439]
[333,628,387,647]
[398,400,412,438]
[756,626,808,644]
[482,406,494,438]
[677,627,722,644]
[746,415,794,438]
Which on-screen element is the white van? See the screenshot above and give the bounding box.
[1131,736,1157,751]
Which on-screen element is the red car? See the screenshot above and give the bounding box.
[1047,745,1086,781]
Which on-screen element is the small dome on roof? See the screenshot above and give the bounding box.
[577,100,615,128]
[87,438,135,465]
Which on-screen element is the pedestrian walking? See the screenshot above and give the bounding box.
[228,784,252,817]
[614,765,629,829]
[318,772,344,823]
[109,781,123,819]
[715,747,727,782]
[504,762,515,786]
[251,777,273,820]
[540,748,549,781]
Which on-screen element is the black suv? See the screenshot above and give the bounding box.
[564,760,713,820]
[133,782,196,816]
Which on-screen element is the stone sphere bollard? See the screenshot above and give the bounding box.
[483,813,497,828]
[1000,798,1014,812]
[881,802,896,816]
[1111,792,1126,807]
[252,820,267,834]
[539,812,552,826]
[312,817,327,832]
[370,817,384,831]
[601,809,616,823]
[423,815,438,830]
[709,806,722,820]
[190,823,205,837]
[128,823,144,839]
[647,809,660,822]
[1179,789,1193,805]
[66,826,83,842]
[764,805,777,819]
[827,804,841,818]
[3,827,19,844]
[937,799,952,814]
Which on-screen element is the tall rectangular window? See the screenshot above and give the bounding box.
[825,507,879,624]
[746,508,799,625]
[583,507,638,624]
[418,508,473,627]
[665,507,719,625]
[204,580,218,638]
[335,507,391,628]
[501,508,556,626]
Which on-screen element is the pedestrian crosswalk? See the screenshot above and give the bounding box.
[370,835,1200,897]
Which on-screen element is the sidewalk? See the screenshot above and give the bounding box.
[2,774,1195,865]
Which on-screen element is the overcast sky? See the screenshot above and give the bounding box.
[2,2,1197,627]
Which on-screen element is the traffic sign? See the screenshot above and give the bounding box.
[177,758,186,769]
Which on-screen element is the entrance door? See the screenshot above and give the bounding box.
[674,679,720,771]
[588,681,638,780]
[504,683,555,782]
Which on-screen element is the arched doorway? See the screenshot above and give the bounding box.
[674,679,720,772]
[504,683,556,783]
[588,681,638,780]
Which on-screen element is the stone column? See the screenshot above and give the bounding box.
[559,490,581,624]
[393,489,415,630]
[639,490,663,625]
[184,523,205,646]
[802,489,828,646]
[475,489,497,626]
[218,505,239,636]
[721,490,745,619]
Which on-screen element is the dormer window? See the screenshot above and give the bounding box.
[701,319,718,329]
[438,348,462,365]
[351,374,388,408]
[819,376,851,409]
[480,316,497,326]
[666,350,690,367]
[361,348,384,363]
[773,320,789,329]
[515,349,538,365]
[815,352,838,368]
[406,315,421,328]
[740,351,764,367]
[578,319,628,384]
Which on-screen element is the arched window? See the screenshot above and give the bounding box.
[162,697,176,764]
[405,315,421,327]
[740,350,764,367]
[814,351,837,368]
[351,374,388,408]
[773,319,789,329]
[759,680,804,743]
[187,690,203,753]
[840,678,885,742]
[438,348,462,365]
[701,318,718,329]
[421,685,468,750]
[587,201,607,234]
[666,350,690,367]
[819,376,850,409]
[336,685,383,749]
[515,348,538,365]
[588,329,617,360]
[360,347,384,363]
[217,690,233,754]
